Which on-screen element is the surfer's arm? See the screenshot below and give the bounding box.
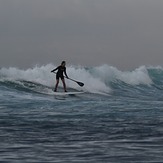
[51,67,59,73]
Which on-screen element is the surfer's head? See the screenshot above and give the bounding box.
[61,61,66,66]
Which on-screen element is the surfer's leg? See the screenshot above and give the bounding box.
[61,79,67,92]
[54,79,59,92]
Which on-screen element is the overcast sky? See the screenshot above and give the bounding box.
[0,0,163,70]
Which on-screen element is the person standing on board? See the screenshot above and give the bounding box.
[51,61,69,92]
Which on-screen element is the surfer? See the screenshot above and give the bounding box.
[51,61,69,92]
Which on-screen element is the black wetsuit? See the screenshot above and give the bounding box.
[51,66,68,80]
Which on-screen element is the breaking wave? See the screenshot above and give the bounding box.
[0,64,163,95]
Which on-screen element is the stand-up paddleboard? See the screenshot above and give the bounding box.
[52,91,84,96]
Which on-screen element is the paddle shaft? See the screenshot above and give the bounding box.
[51,71,84,87]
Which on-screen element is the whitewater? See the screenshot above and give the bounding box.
[0,64,163,162]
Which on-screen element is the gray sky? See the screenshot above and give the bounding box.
[0,0,163,70]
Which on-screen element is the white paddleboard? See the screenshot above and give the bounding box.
[52,91,84,96]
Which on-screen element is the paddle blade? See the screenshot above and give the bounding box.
[77,81,84,87]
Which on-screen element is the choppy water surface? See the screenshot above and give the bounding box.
[0,65,163,162]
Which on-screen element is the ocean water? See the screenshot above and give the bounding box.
[0,64,163,163]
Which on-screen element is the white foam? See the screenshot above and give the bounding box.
[115,66,152,85]
[92,65,152,86]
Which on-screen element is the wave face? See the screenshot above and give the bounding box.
[0,64,163,95]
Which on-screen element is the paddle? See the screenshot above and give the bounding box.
[51,72,84,87]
